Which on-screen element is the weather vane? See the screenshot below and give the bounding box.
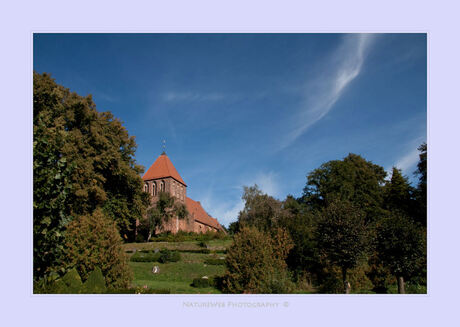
[162,139,166,154]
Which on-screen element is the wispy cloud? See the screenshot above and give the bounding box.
[279,34,377,149]
[162,91,227,102]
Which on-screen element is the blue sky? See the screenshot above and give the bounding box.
[34,33,427,227]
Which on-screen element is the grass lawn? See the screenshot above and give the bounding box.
[124,240,231,294]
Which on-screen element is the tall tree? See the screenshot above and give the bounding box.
[383,167,414,216]
[414,143,427,225]
[237,185,286,231]
[302,153,386,222]
[33,72,150,280]
[315,200,369,293]
[376,212,426,294]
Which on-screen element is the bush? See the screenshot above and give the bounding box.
[197,241,208,248]
[178,248,210,254]
[64,209,132,289]
[61,268,83,293]
[192,277,210,288]
[82,267,107,294]
[222,227,295,294]
[130,251,161,262]
[204,258,226,265]
[158,249,181,263]
[213,249,227,254]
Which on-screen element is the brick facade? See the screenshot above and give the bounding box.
[142,153,224,233]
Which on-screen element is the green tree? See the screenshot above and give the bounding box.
[376,212,426,294]
[414,143,427,225]
[316,200,369,293]
[279,196,321,284]
[143,191,189,241]
[238,185,286,231]
[383,167,414,216]
[223,226,294,293]
[302,153,386,221]
[64,209,133,289]
[33,72,150,280]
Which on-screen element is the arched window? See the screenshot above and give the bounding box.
[144,184,148,193]
[153,182,157,196]
[160,180,165,192]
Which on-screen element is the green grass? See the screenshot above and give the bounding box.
[126,241,231,294]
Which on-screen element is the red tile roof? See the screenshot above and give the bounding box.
[142,153,186,186]
[186,197,223,231]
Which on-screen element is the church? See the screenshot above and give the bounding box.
[142,152,224,234]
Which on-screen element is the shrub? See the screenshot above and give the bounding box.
[197,241,208,248]
[213,249,227,254]
[61,268,83,293]
[130,252,161,262]
[158,249,181,263]
[64,209,133,289]
[82,267,107,294]
[178,249,210,254]
[204,258,226,265]
[192,277,210,288]
[222,227,295,294]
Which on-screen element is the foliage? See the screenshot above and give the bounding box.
[142,191,189,241]
[222,226,295,294]
[238,185,288,231]
[192,277,211,288]
[130,251,162,262]
[302,153,386,221]
[204,258,226,265]
[383,167,414,216]
[279,196,321,281]
[61,268,83,293]
[81,267,107,294]
[375,212,426,282]
[227,221,240,235]
[158,249,181,263]
[315,200,369,293]
[413,143,427,226]
[64,209,133,288]
[33,72,150,280]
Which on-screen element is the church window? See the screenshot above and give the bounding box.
[160,180,165,192]
[153,182,157,196]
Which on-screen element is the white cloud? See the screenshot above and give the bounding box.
[279,34,377,149]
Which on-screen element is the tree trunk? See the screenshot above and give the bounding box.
[147,230,152,242]
[342,268,351,294]
[397,276,405,294]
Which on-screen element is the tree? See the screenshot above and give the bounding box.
[376,211,426,294]
[316,200,369,293]
[278,196,321,284]
[223,226,294,293]
[383,167,414,216]
[237,185,287,231]
[414,143,427,225]
[302,153,386,221]
[33,72,150,280]
[144,191,189,241]
[64,209,133,289]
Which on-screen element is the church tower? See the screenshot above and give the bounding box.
[142,151,187,205]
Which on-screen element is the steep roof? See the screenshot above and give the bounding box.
[186,197,223,231]
[142,153,186,186]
